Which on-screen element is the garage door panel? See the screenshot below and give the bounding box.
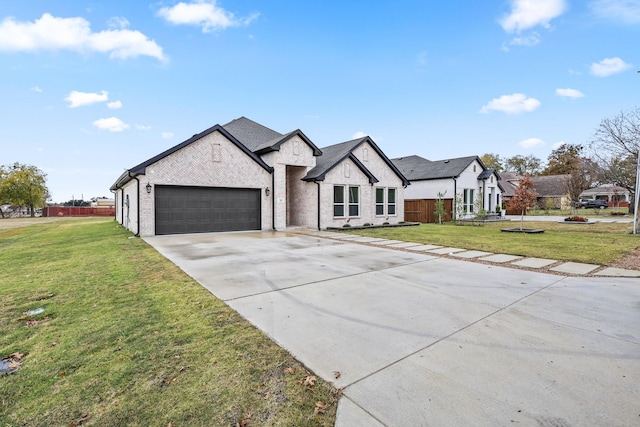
[155,186,261,235]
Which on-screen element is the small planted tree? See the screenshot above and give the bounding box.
[434,191,447,224]
[454,193,465,225]
[507,174,539,230]
[474,191,486,220]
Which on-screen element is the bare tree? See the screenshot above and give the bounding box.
[589,107,640,214]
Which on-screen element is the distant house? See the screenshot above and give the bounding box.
[110,117,408,236]
[530,175,572,209]
[580,185,630,207]
[499,173,572,212]
[392,155,502,222]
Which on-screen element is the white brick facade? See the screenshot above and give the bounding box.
[116,130,272,236]
[318,141,405,229]
[112,121,407,235]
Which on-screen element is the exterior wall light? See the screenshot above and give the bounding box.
[265,187,270,196]
[146,182,152,194]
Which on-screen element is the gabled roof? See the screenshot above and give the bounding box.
[110,124,273,190]
[223,117,322,156]
[303,136,409,186]
[478,168,500,180]
[530,175,571,197]
[392,155,485,181]
[580,185,630,197]
[222,117,282,151]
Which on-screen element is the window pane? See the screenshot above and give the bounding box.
[349,186,359,203]
[333,186,344,203]
[388,188,396,203]
[376,188,384,203]
[376,205,384,215]
[349,205,359,216]
[388,205,396,215]
[334,205,344,217]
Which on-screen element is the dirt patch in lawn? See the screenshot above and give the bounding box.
[607,247,640,271]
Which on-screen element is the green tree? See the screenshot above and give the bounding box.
[541,143,583,176]
[507,174,538,231]
[504,154,542,175]
[0,163,49,217]
[480,153,503,172]
[589,107,640,214]
[434,191,447,224]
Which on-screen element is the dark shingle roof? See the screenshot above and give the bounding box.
[304,137,409,186]
[222,117,282,151]
[392,155,482,181]
[110,124,273,190]
[223,117,322,156]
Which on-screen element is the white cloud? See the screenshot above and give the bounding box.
[481,93,541,114]
[552,141,566,149]
[500,0,567,32]
[0,13,166,61]
[590,57,632,76]
[107,100,122,109]
[352,131,368,139]
[65,90,108,108]
[502,32,541,51]
[555,88,585,98]
[157,1,259,33]
[162,131,174,139]
[519,137,545,148]
[135,124,151,130]
[93,117,129,132]
[590,0,640,24]
[30,86,43,92]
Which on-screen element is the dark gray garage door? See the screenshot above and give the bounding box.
[155,186,261,235]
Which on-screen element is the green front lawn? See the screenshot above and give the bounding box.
[348,221,639,265]
[0,218,338,426]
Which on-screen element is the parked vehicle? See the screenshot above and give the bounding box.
[576,199,608,209]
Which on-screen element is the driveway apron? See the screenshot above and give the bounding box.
[145,231,640,427]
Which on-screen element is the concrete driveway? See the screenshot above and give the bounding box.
[144,231,639,426]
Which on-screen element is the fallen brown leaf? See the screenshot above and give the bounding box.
[149,354,156,361]
[69,413,91,426]
[333,371,341,379]
[303,375,316,387]
[283,367,296,375]
[314,401,328,415]
[25,317,50,327]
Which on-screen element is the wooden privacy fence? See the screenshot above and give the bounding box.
[43,207,115,217]
[404,199,453,223]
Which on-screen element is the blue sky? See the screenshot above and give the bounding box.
[1,0,638,202]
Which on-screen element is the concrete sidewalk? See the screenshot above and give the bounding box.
[145,231,640,426]
[314,230,640,278]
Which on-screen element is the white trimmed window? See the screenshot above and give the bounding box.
[334,185,360,217]
[463,189,474,214]
[376,188,385,215]
[348,186,359,217]
[333,186,345,217]
[375,187,397,216]
[388,188,396,215]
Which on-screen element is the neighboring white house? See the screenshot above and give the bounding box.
[110,117,409,236]
[392,155,502,221]
[579,184,630,207]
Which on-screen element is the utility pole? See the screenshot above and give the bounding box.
[633,150,640,234]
